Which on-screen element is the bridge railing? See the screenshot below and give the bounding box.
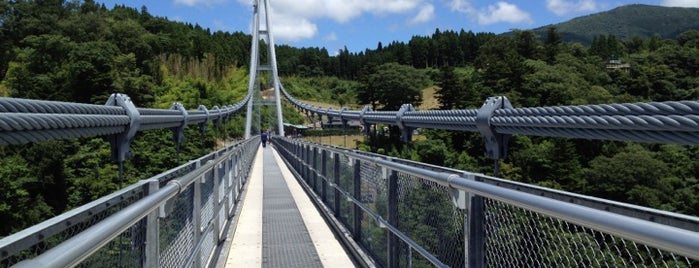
[273,137,699,267]
[0,138,259,267]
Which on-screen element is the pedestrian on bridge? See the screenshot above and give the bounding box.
[261,131,268,148]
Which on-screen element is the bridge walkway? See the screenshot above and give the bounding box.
[221,144,355,267]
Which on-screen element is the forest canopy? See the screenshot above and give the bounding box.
[1,0,698,238]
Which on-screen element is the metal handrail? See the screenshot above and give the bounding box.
[5,138,259,267]
[275,137,699,263]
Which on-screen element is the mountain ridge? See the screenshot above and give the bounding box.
[525,4,699,44]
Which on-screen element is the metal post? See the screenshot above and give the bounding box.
[144,180,160,267]
[321,150,327,202]
[467,194,486,268]
[313,147,318,192]
[353,159,362,239]
[387,170,399,268]
[213,163,222,242]
[225,155,233,217]
[334,152,341,215]
[302,145,307,181]
[306,145,313,185]
[293,143,298,170]
[192,173,202,268]
[235,153,241,197]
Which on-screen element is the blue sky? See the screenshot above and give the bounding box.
[96,0,699,54]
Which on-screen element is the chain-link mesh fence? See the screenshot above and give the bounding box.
[200,170,215,233]
[361,210,388,267]
[483,198,697,268]
[77,218,147,268]
[396,173,465,268]
[199,227,216,267]
[337,154,356,235]
[1,139,258,267]
[358,160,388,266]
[159,184,195,268]
[275,138,699,268]
[0,184,148,268]
[325,152,336,210]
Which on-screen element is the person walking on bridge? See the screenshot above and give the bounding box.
[261,131,268,148]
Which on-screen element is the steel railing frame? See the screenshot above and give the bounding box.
[2,138,259,267]
[273,137,699,267]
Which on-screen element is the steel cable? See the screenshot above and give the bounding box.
[281,84,699,144]
[0,92,252,145]
[0,98,125,115]
[0,113,129,131]
[0,127,126,144]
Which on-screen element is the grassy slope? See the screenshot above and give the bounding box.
[292,85,439,111]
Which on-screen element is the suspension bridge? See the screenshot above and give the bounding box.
[1,0,699,267]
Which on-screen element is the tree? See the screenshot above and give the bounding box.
[357,63,426,111]
[583,144,669,202]
[514,30,538,59]
[544,27,561,64]
[435,65,461,109]
[408,36,430,68]
[475,35,531,99]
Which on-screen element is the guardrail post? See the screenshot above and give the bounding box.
[321,150,327,202]
[387,170,399,268]
[233,153,239,202]
[353,158,362,240]
[144,179,160,267]
[306,145,315,185]
[302,145,307,181]
[333,152,341,215]
[225,155,233,218]
[462,174,485,268]
[313,147,318,192]
[293,142,298,171]
[213,162,222,242]
[192,161,202,268]
[300,144,305,180]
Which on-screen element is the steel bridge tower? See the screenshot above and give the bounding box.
[245,0,285,138]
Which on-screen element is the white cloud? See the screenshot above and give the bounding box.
[477,2,533,25]
[546,0,598,16]
[323,32,338,42]
[238,0,429,42]
[449,0,533,25]
[409,4,435,24]
[660,0,699,7]
[268,11,318,42]
[174,0,226,7]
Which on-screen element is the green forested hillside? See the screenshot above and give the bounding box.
[0,0,253,236]
[529,4,699,44]
[1,0,699,239]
